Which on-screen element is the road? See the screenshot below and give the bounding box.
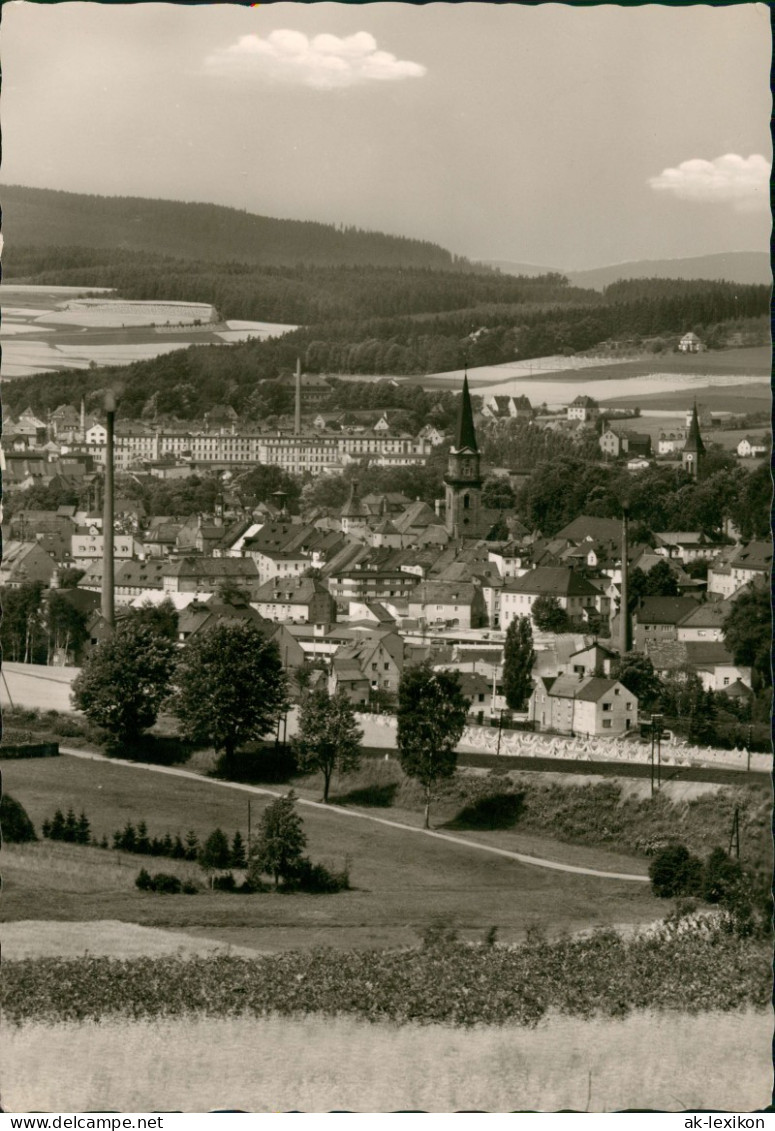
[60,746,648,883]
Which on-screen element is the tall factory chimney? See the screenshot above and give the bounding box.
[101,390,116,630]
[294,358,302,435]
[619,503,631,658]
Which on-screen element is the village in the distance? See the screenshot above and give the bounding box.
[2,0,773,1114]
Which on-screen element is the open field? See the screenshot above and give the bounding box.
[2,1008,770,1112]
[2,919,263,960]
[2,754,665,951]
[0,284,295,378]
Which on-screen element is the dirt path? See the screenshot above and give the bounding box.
[60,747,649,883]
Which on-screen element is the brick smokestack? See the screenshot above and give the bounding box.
[294,358,302,435]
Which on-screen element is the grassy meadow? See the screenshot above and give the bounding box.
[3,753,669,952]
[3,1009,771,1112]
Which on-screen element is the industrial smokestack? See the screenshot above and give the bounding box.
[619,504,631,657]
[101,390,116,630]
[294,358,302,435]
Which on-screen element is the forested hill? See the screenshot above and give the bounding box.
[0,184,478,270]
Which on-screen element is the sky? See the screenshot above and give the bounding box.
[2,1,771,270]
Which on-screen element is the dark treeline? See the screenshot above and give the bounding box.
[6,245,582,324]
[2,184,479,270]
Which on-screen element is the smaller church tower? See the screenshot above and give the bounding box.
[682,402,706,479]
[444,374,483,538]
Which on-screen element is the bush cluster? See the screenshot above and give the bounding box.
[0,794,38,843]
[134,869,199,895]
[3,916,769,1028]
[648,843,771,938]
[111,821,247,869]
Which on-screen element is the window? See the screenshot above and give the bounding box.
[602,719,612,729]
[602,702,611,711]
[614,688,620,696]
[384,663,390,671]
[371,663,378,671]
[723,677,730,686]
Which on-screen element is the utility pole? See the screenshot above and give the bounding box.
[728,806,740,859]
[101,390,116,630]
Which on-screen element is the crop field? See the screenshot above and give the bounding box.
[5,1008,770,1112]
[0,285,296,378]
[2,753,667,952]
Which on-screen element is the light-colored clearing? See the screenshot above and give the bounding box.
[2,920,262,960]
[2,841,200,892]
[3,1009,770,1112]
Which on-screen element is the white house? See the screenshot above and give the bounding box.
[529,675,638,737]
[567,396,600,423]
[736,436,768,458]
[678,332,703,353]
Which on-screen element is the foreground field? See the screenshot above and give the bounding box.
[2,754,665,950]
[3,1008,770,1112]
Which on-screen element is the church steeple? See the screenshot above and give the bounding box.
[454,373,479,453]
[444,372,483,538]
[682,402,706,479]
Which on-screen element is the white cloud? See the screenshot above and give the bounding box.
[648,154,770,212]
[204,30,427,90]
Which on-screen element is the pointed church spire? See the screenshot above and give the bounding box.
[684,402,706,455]
[453,372,478,453]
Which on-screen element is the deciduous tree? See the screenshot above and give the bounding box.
[396,662,469,828]
[531,595,571,633]
[71,621,177,745]
[248,792,306,890]
[172,622,288,765]
[293,688,364,802]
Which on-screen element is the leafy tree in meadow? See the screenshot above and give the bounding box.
[502,616,535,710]
[722,587,771,689]
[71,620,177,745]
[172,622,289,766]
[397,662,470,829]
[200,828,232,872]
[293,688,364,802]
[649,844,703,899]
[531,595,571,633]
[248,792,307,890]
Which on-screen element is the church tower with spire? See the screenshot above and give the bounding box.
[444,373,483,537]
[682,403,706,479]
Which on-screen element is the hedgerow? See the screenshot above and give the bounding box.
[3,918,769,1028]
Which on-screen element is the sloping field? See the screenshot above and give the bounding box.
[2,919,263,960]
[3,753,664,950]
[3,1009,770,1112]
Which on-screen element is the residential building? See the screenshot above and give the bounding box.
[632,596,701,650]
[529,675,637,737]
[566,395,600,423]
[252,576,337,625]
[407,580,487,630]
[500,567,601,631]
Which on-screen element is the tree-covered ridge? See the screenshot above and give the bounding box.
[5,245,582,324]
[4,270,769,423]
[2,184,480,270]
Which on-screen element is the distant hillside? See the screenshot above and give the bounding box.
[0,184,479,271]
[485,252,771,289]
[480,259,563,278]
[567,252,771,290]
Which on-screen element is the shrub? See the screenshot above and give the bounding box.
[648,844,703,898]
[420,916,461,952]
[701,847,743,905]
[0,794,37,842]
[181,880,201,895]
[149,872,183,894]
[212,872,237,892]
[135,868,153,891]
[292,856,351,894]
